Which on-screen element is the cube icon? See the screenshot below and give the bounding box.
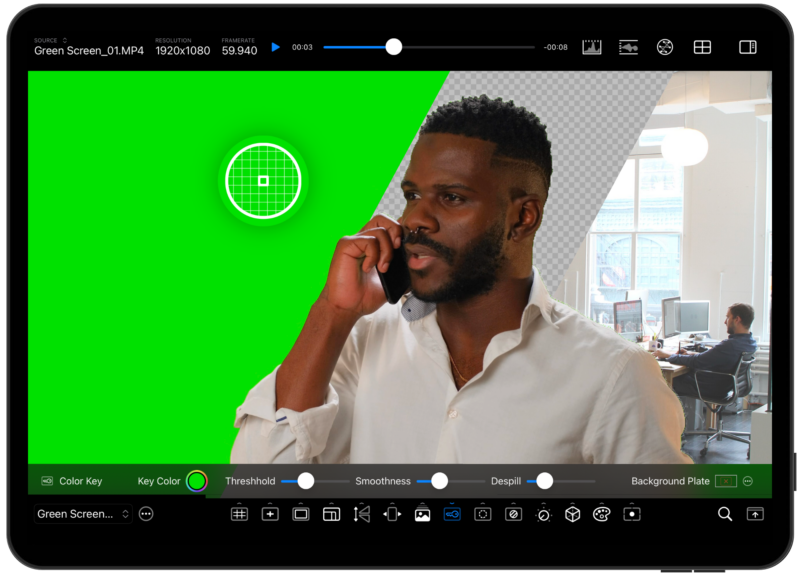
[565,506,580,522]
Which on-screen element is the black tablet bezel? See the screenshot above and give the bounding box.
[7,3,794,569]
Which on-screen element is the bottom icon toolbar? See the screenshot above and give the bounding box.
[221,503,658,524]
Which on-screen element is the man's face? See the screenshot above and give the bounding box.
[725,310,738,335]
[399,133,512,302]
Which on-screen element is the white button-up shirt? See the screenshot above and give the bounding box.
[231,270,692,464]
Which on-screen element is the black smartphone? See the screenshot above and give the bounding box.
[377,245,411,304]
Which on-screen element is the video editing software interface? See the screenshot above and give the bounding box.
[7,4,793,569]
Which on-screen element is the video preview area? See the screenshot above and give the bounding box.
[27,70,772,485]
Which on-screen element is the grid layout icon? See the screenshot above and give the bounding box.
[694,40,712,54]
[226,144,301,218]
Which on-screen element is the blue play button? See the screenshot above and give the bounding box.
[272,42,279,52]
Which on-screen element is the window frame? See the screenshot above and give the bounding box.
[762,119,772,343]
[585,153,685,325]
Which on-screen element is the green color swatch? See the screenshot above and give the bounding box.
[28,70,448,463]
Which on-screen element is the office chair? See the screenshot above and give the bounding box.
[682,351,756,458]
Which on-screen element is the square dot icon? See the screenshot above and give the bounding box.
[258,175,269,187]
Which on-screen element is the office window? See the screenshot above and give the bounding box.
[588,157,683,328]
[766,208,772,342]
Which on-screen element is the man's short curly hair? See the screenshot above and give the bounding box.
[419,95,553,196]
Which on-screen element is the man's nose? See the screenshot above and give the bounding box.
[402,197,438,234]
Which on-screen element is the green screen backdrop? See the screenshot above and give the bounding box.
[28,70,448,463]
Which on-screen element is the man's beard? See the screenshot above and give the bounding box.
[403,220,507,303]
[727,322,735,335]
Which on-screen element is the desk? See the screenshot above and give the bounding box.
[648,351,712,430]
[681,338,721,351]
[658,362,689,389]
[638,342,689,389]
[656,362,709,430]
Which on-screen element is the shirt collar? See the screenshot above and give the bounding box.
[399,268,557,329]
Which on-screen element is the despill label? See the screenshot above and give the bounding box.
[492,477,522,487]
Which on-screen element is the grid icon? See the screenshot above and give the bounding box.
[231,507,248,521]
[226,143,301,219]
[694,40,711,54]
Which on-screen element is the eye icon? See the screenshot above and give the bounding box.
[593,506,611,522]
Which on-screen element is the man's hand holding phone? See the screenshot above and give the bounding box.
[320,214,405,318]
[276,215,405,413]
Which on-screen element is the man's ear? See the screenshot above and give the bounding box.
[509,194,543,242]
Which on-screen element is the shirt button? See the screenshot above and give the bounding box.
[449,409,458,419]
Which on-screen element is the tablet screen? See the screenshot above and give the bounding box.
[7,3,793,570]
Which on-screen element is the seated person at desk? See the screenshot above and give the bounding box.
[653,303,757,399]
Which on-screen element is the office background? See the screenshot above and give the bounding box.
[557,71,773,464]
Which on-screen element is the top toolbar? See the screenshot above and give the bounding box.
[24,34,771,71]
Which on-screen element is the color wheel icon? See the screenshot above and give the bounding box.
[186,470,208,493]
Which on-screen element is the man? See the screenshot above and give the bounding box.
[231,95,690,464]
[653,303,758,400]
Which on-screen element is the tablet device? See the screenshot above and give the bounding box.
[6,3,794,570]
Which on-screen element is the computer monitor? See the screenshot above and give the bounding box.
[661,296,681,338]
[613,300,643,342]
[678,300,711,333]
[626,289,650,323]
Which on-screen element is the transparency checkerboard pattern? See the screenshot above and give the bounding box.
[227,144,301,218]
[374,71,673,291]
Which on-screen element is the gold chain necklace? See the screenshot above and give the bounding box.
[448,352,469,383]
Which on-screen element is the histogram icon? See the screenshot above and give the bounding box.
[225,143,302,219]
[582,40,602,55]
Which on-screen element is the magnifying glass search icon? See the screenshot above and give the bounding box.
[718,506,732,521]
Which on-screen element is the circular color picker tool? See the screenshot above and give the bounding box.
[219,136,308,226]
[186,470,208,493]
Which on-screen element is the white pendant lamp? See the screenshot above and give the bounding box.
[661,72,709,166]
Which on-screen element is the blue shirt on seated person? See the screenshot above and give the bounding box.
[654,303,758,401]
